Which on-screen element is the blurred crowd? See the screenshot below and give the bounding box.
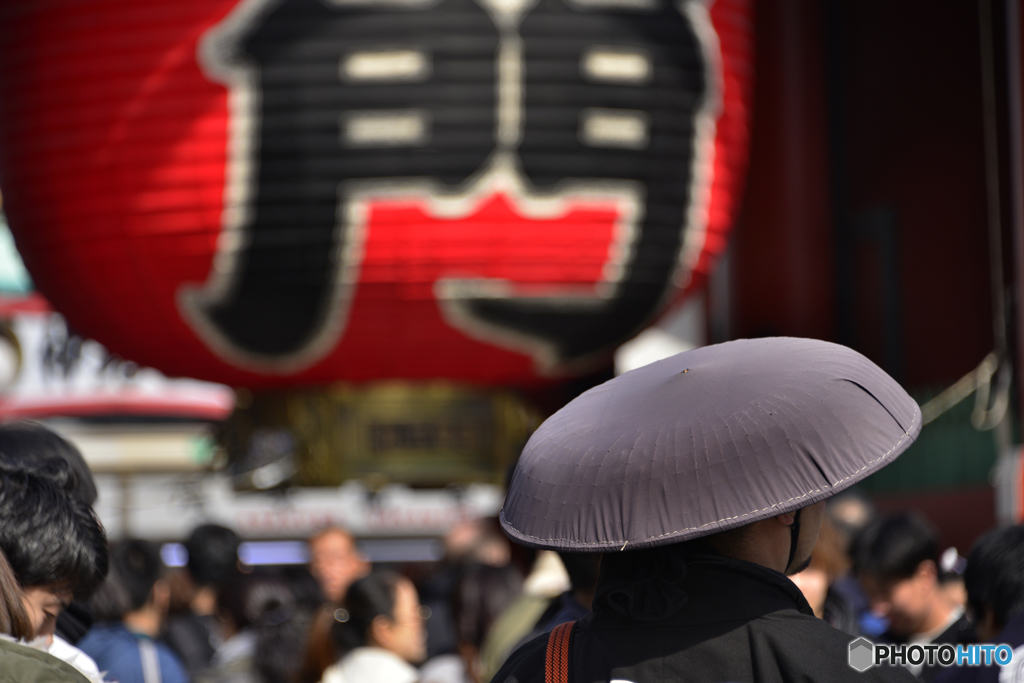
[0,420,1023,683]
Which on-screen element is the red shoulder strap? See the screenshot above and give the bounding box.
[544,620,576,683]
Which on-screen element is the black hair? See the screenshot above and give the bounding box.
[558,552,601,593]
[219,572,294,631]
[854,511,939,582]
[0,471,108,600]
[331,571,402,655]
[0,421,97,506]
[185,524,240,588]
[91,540,163,621]
[594,542,690,621]
[119,540,162,611]
[218,573,301,683]
[964,525,1024,629]
[453,564,522,649]
[88,563,132,623]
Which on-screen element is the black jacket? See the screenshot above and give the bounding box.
[163,611,220,680]
[494,552,916,683]
[933,611,1020,683]
[885,612,975,683]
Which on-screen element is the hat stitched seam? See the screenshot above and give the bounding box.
[502,409,920,546]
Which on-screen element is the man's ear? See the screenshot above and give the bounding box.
[775,512,796,526]
[369,614,393,648]
[150,578,171,612]
[982,606,1001,638]
[971,603,1001,642]
[915,559,938,584]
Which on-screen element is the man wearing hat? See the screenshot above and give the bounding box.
[494,338,919,682]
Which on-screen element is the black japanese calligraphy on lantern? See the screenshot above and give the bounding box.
[180,0,719,374]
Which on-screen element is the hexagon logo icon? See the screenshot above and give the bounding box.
[849,637,875,672]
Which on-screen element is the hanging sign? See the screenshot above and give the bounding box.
[0,0,751,388]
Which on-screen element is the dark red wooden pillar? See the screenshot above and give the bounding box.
[729,0,835,342]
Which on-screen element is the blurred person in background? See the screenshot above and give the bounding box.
[165,523,242,680]
[829,489,876,546]
[322,570,427,683]
[938,547,968,609]
[473,552,593,679]
[477,550,569,682]
[933,525,1024,683]
[277,563,326,682]
[420,562,523,683]
[477,552,595,682]
[79,540,188,683]
[308,528,368,606]
[828,489,885,636]
[298,526,368,683]
[419,519,517,664]
[789,517,859,635]
[199,573,302,683]
[0,470,108,681]
[856,511,974,682]
[520,553,599,642]
[0,421,100,645]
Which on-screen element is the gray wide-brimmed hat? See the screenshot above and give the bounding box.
[501,337,921,552]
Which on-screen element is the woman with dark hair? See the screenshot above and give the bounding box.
[0,549,33,641]
[321,571,426,683]
[165,523,242,680]
[200,573,301,683]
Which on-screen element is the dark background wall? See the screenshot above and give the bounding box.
[722,0,1013,551]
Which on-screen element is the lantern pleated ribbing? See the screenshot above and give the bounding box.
[0,0,752,388]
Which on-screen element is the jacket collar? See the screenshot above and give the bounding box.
[594,549,814,625]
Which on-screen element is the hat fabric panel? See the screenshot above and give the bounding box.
[501,337,921,551]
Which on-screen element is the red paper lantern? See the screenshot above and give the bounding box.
[0,0,752,389]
